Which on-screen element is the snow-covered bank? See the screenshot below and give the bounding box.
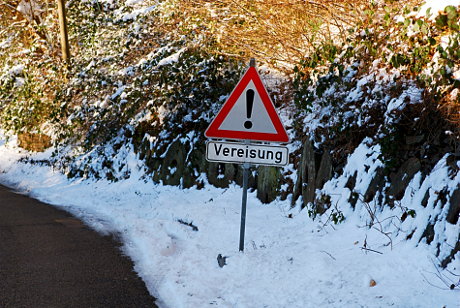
[0,136,458,307]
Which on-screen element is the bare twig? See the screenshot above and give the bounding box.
[421,273,451,290]
[320,250,337,260]
[360,247,383,254]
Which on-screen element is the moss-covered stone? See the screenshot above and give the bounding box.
[257,166,281,204]
[207,162,236,188]
[160,140,188,186]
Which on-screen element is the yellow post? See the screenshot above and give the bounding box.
[57,0,70,63]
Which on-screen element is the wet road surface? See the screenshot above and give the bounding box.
[0,184,157,308]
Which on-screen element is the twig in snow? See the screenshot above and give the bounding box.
[177,219,198,231]
[320,250,337,261]
[421,273,450,290]
[429,257,459,290]
[360,247,383,254]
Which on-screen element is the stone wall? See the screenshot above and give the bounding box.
[145,139,282,204]
[292,139,333,212]
[18,132,52,152]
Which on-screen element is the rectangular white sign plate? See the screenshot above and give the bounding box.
[206,141,289,167]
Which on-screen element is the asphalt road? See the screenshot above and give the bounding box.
[0,184,158,308]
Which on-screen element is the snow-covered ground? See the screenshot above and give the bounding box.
[0,134,458,308]
[1,0,459,306]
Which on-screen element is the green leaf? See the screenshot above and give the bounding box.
[425,7,432,19]
[449,22,459,31]
[445,5,458,20]
[436,14,448,28]
[404,18,411,27]
[407,209,416,218]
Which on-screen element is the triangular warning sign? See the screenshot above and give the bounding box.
[205,66,289,143]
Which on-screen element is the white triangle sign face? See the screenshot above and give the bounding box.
[205,66,289,143]
[219,80,277,134]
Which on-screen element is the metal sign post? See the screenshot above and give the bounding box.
[239,162,250,252]
[238,61,255,253]
[238,132,253,252]
[205,58,289,253]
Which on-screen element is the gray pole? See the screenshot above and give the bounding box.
[239,58,256,252]
[239,162,250,252]
[57,0,70,63]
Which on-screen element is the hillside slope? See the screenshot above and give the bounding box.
[0,0,459,306]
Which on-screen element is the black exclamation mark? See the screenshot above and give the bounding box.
[244,89,254,129]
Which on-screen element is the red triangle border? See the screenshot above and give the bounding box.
[205,67,289,143]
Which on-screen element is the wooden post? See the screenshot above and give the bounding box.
[57,0,70,63]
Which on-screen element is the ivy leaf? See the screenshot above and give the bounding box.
[425,7,432,19]
[445,5,458,20]
[435,14,448,28]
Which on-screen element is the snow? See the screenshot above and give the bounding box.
[117,4,157,22]
[111,86,126,100]
[0,134,458,308]
[2,0,459,304]
[157,48,186,67]
[385,85,423,116]
[16,0,44,22]
[8,64,25,76]
[126,0,145,6]
[453,70,460,81]
[0,37,13,49]
[14,77,25,87]
[418,0,460,19]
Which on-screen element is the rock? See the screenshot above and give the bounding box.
[345,171,359,208]
[182,147,206,188]
[369,279,377,287]
[345,171,357,191]
[207,161,239,189]
[420,189,430,207]
[447,185,460,225]
[160,140,187,186]
[420,223,435,245]
[292,168,303,206]
[364,167,385,203]
[292,140,309,205]
[207,162,231,188]
[217,254,227,268]
[257,166,280,204]
[441,240,460,268]
[18,132,52,152]
[302,140,317,206]
[293,140,334,207]
[387,157,421,201]
[446,154,460,177]
[348,191,360,209]
[315,150,332,191]
[405,135,425,145]
[189,145,207,174]
[314,193,331,215]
